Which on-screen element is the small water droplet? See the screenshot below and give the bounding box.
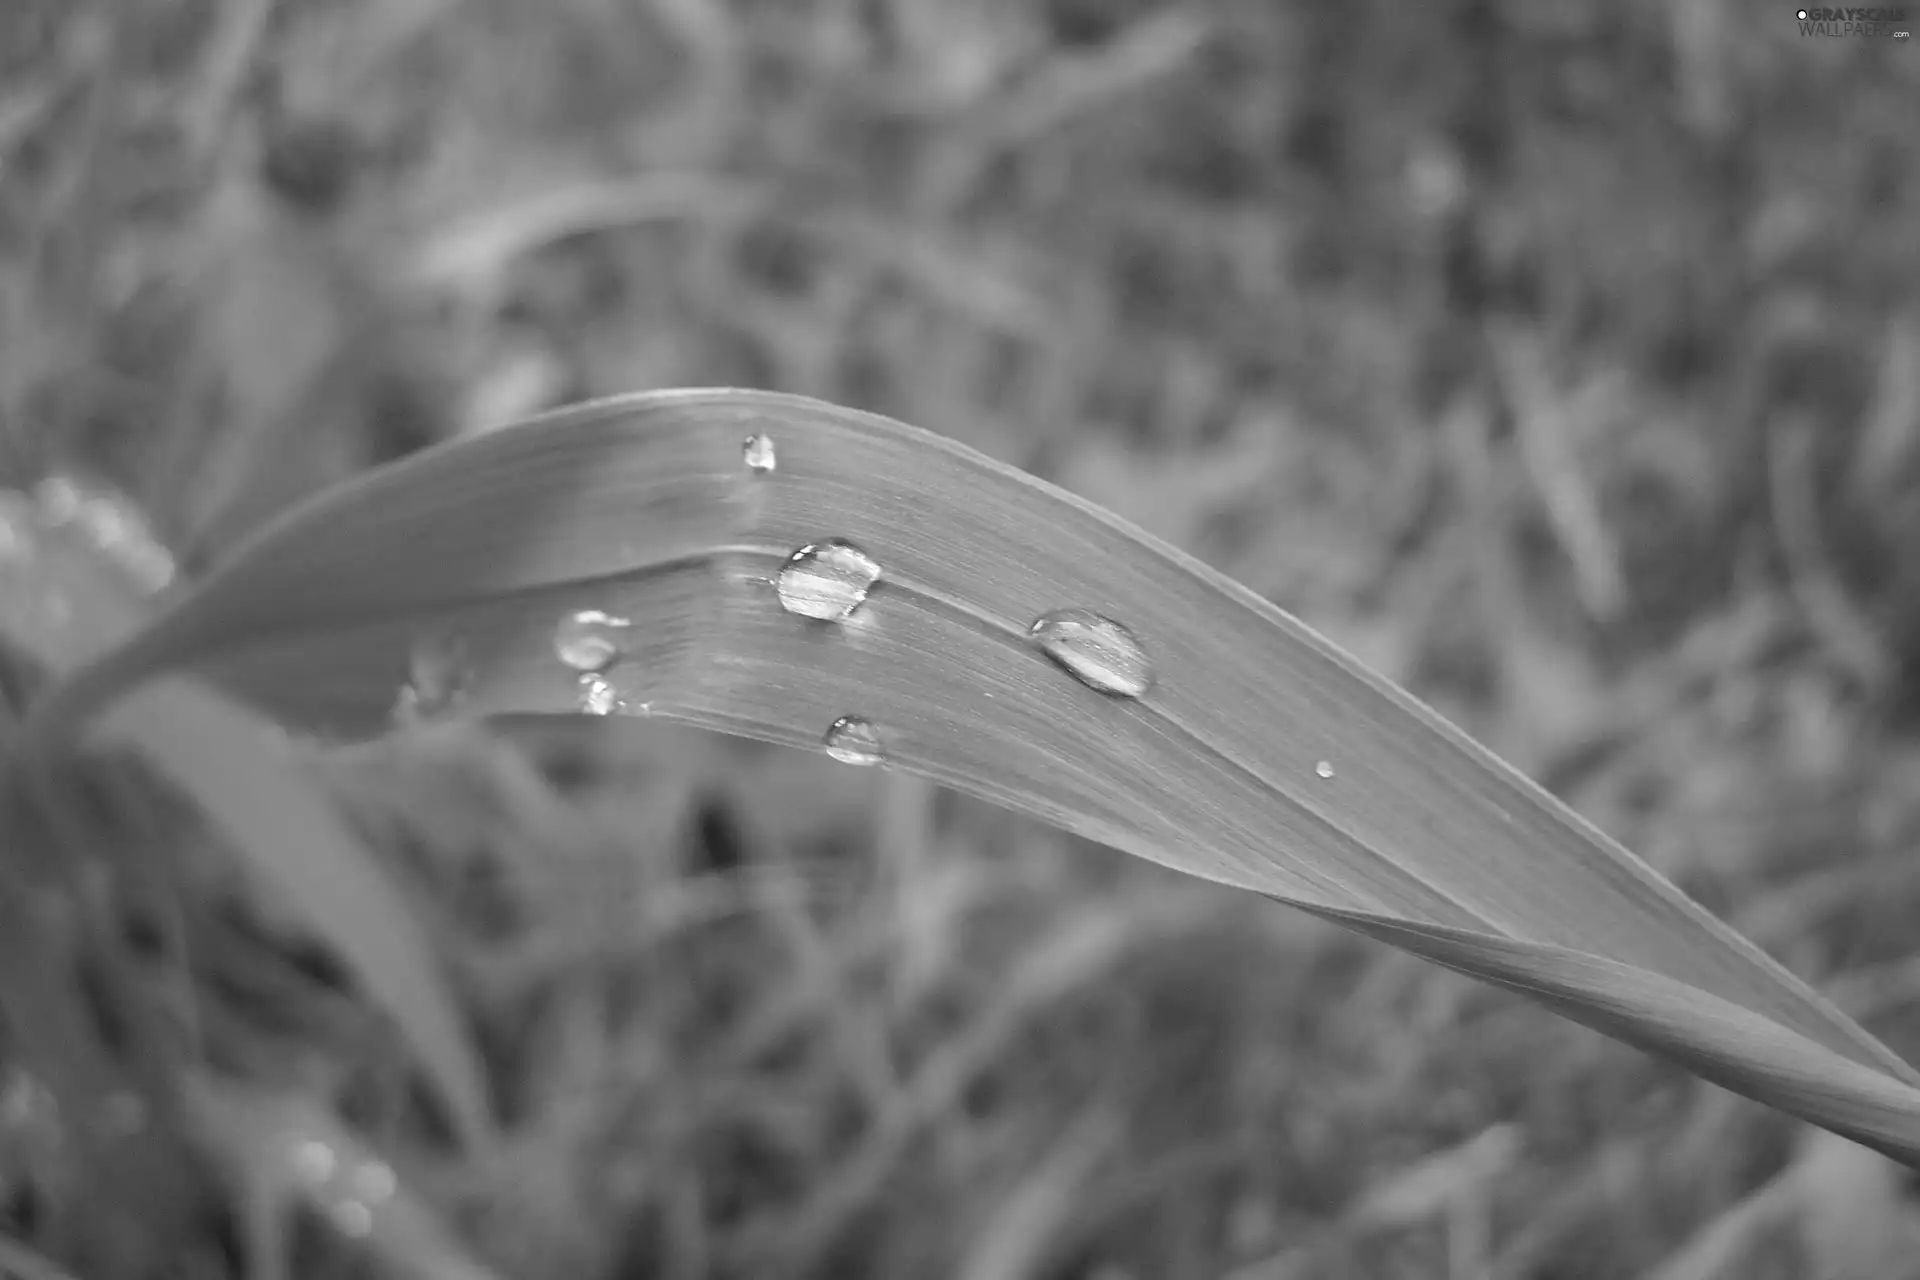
[292,1139,339,1184]
[1027,609,1152,697]
[776,539,881,621]
[578,673,621,716]
[1314,760,1336,779]
[742,432,776,473]
[823,716,885,766]
[554,608,634,672]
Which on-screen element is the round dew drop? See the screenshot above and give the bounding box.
[554,608,634,672]
[823,715,885,766]
[776,539,882,621]
[1026,609,1152,698]
[291,1140,338,1184]
[742,432,777,473]
[1314,760,1336,779]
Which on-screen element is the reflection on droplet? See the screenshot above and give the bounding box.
[1314,760,1335,779]
[554,608,634,672]
[742,432,777,473]
[823,716,884,766]
[776,540,881,621]
[1027,609,1152,697]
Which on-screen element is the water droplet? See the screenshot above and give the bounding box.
[742,432,776,473]
[292,1139,339,1184]
[554,608,633,672]
[776,539,881,621]
[1314,760,1336,779]
[1027,609,1152,697]
[823,716,884,766]
[578,673,621,716]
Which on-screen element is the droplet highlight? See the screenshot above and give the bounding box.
[1027,609,1152,698]
[742,432,777,473]
[1314,760,1336,780]
[776,539,882,621]
[823,716,885,766]
[554,608,634,672]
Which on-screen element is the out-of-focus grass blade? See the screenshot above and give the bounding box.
[0,486,493,1152]
[21,390,1920,1163]
[183,1072,504,1280]
[0,1236,85,1280]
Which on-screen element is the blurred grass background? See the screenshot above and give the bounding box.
[4,0,1920,1277]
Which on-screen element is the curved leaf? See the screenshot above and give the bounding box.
[23,390,1920,1161]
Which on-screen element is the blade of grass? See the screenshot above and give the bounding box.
[19,388,1920,1162]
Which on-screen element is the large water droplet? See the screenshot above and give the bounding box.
[776,539,881,621]
[1314,760,1336,780]
[555,608,633,672]
[1027,609,1152,697]
[823,716,885,766]
[742,432,776,473]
